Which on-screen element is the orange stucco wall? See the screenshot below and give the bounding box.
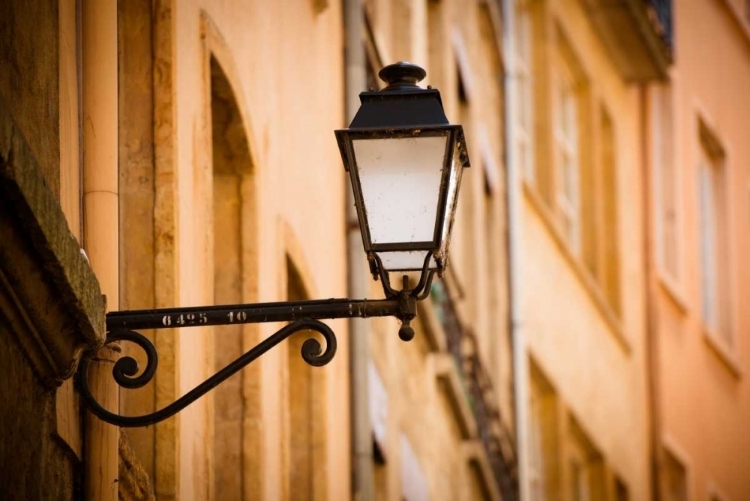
[656,1,750,499]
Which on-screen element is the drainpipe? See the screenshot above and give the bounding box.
[343,1,373,500]
[641,83,662,501]
[502,1,530,500]
[82,0,120,500]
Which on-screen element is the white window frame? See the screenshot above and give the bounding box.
[514,1,535,183]
[369,362,388,458]
[698,148,719,333]
[698,142,731,348]
[400,435,428,501]
[553,60,581,254]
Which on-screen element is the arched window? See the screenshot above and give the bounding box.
[286,256,328,501]
[210,54,257,501]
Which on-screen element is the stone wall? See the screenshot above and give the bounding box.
[0,40,104,499]
[0,325,78,501]
[0,0,60,195]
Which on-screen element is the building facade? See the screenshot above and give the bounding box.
[510,0,668,500]
[361,0,517,500]
[3,0,750,501]
[1,0,517,500]
[116,1,349,500]
[648,1,750,500]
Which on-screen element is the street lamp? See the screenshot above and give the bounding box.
[336,62,469,280]
[78,62,470,427]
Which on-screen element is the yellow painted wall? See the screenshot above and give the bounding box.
[519,0,651,498]
[120,1,348,499]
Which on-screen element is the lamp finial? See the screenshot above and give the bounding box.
[378,62,427,91]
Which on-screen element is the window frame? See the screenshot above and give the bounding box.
[696,120,734,353]
[515,0,536,184]
[661,439,691,501]
[651,83,686,301]
[518,19,627,339]
[552,54,582,255]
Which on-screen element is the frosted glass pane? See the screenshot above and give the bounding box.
[439,148,464,258]
[376,251,436,271]
[353,136,447,244]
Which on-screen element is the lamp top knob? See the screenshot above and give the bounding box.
[378,62,427,91]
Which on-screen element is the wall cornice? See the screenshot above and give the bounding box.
[0,99,105,387]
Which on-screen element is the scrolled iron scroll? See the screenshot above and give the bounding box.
[77,318,337,427]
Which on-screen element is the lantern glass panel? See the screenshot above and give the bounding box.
[376,250,436,271]
[438,145,464,259]
[352,135,448,246]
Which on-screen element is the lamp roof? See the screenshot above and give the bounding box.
[348,62,449,129]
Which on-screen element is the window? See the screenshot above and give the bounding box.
[615,477,629,501]
[210,55,257,500]
[569,458,589,501]
[287,257,328,501]
[525,24,622,316]
[529,362,558,501]
[370,361,388,462]
[483,162,500,363]
[581,106,620,314]
[515,0,535,183]
[528,384,546,501]
[371,362,389,501]
[599,109,621,314]
[553,59,581,254]
[450,68,474,296]
[567,418,606,501]
[652,84,681,283]
[662,448,687,501]
[698,122,731,348]
[400,436,428,501]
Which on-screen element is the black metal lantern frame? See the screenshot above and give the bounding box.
[337,127,467,271]
[77,62,469,428]
[336,62,470,280]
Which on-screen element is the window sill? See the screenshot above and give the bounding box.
[431,353,477,440]
[523,182,631,354]
[657,272,689,315]
[462,440,504,501]
[702,326,742,379]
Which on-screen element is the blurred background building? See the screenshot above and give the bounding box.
[0,0,749,501]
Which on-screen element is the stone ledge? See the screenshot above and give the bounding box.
[462,440,503,501]
[431,353,477,440]
[0,98,104,386]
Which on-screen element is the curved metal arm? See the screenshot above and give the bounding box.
[78,289,436,427]
[77,319,336,428]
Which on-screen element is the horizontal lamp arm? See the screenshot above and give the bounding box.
[106,297,407,332]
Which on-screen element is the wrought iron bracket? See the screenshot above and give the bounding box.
[76,266,432,428]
